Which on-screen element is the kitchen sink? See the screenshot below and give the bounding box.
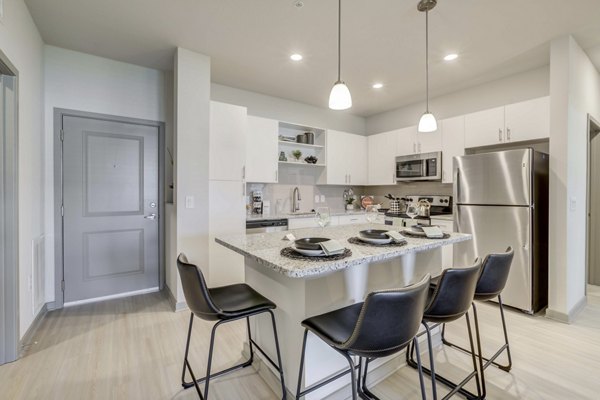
[286,212,316,216]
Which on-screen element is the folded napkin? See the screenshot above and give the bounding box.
[422,226,444,238]
[385,231,407,243]
[319,239,345,255]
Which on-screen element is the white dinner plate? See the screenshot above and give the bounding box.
[358,235,393,245]
[292,246,325,257]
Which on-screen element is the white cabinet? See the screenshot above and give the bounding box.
[504,96,549,143]
[440,116,465,184]
[431,217,454,269]
[208,180,245,286]
[209,101,247,181]
[464,106,505,148]
[337,214,367,225]
[326,130,368,185]
[368,131,397,185]
[465,96,549,148]
[246,116,279,183]
[396,125,441,155]
[396,126,417,156]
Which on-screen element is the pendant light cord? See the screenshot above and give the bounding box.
[337,0,342,82]
[425,8,429,113]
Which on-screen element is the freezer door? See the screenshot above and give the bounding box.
[453,205,532,312]
[454,149,532,206]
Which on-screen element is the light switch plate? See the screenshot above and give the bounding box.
[569,196,576,212]
[185,195,195,209]
[0,0,4,24]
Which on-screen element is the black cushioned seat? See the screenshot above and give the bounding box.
[296,275,431,400]
[177,254,286,400]
[209,284,275,317]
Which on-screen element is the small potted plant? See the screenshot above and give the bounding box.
[345,196,355,210]
[292,150,302,162]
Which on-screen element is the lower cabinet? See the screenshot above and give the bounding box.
[431,217,454,269]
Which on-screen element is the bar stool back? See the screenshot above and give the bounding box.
[177,254,286,400]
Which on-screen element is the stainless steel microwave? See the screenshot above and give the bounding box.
[395,151,442,182]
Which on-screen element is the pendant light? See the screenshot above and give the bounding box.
[329,0,352,110]
[417,0,438,132]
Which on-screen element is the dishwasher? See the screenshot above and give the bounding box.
[246,218,289,234]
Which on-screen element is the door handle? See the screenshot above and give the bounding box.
[144,213,157,220]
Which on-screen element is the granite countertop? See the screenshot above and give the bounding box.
[246,210,381,221]
[430,214,454,221]
[216,224,471,278]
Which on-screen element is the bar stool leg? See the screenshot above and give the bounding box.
[471,303,486,399]
[337,351,358,400]
[295,329,309,400]
[423,322,438,400]
[413,337,428,400]
[464,312,482,399]
[267,310,287,399]
[497,295,513,371]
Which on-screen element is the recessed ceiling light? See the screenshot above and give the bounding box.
[444,53,458,61]
[290,53,303,61]
[372,83,384,89]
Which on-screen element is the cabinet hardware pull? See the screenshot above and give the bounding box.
[507,128,511,141]
[498,129,503,142]
[242,166,245,179]
[413,142,416,153]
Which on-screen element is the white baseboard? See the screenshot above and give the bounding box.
[546,296,587,323]
[165,287,188,312]
[64,287,159,307]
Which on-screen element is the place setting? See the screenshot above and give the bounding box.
[281,237,352,261]
[348,229,408,247]
[400,223,450,239]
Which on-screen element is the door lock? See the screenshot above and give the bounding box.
[150,202,157,208]
[144,213,157,220]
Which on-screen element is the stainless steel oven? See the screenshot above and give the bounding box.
[395,151,442,182]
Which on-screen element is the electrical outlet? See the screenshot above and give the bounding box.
[320,195,326,202]
[314,195,320,203]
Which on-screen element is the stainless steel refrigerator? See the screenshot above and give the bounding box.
[453,148,549,314]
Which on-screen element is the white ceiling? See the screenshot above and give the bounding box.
[24,0,600,117]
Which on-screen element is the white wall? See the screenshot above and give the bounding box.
[211,83,366,135]
[171,48,211,304]
[43,46,169,304]
[547,36,600,322]
[366,66,550,134]
[0,0,45,338]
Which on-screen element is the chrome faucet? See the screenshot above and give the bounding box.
[292,187,301,212]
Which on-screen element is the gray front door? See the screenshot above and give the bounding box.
[62,116,159,303]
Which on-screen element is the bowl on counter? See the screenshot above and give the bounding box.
[304,155,318,164]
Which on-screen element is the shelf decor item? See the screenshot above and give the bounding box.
[279,151,288,162]
[304,155,318,164]
[292,150,303,161]
[345,195,355,210]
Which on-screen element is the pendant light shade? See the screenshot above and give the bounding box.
[329,81,352,110]
[329,0,352,110]
[417,0,437,132]
[418,112,438,132]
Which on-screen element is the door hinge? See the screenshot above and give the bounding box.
[61,280,65,291]
[60,129,64,141]
[61,204,64,216]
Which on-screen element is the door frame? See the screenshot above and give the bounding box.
[586,114,600,291]
[0,50,19,365]
[53,109,165,308]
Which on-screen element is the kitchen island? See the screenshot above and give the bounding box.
[216,224,471,399]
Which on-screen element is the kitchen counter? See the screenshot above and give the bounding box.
[431,213,454,221]
[217,224,470,278]
[246,209,381,221]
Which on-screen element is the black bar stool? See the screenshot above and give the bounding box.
[295,274,431,400]
[441,247,514,399]
[406,260,482,400]
[177,254,286,400]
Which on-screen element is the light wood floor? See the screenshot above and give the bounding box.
[1,289,599,400]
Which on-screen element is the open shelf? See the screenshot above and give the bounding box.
[278,161,326,167]
[278,140,324,149]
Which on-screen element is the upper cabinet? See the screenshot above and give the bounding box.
[504,96,550,143]
[465,96,549,148]
[368,130,397,185]
[396,125,442,155]
[326,130,367,185]
[209,101,247,181]
[246,116,279,183]
[440,116,465,184]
